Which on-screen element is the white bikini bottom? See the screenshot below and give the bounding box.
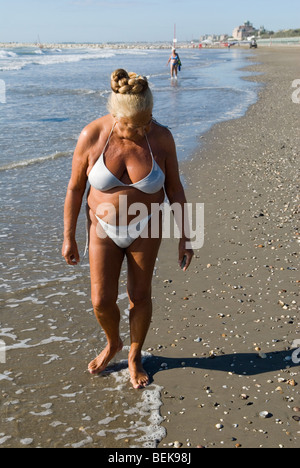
[95,214,152,249]
[84,202,161,256]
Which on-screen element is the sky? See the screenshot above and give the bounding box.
[0,0,299,43]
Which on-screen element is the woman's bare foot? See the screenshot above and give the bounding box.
[88,338,123,375]
[128,354,149,389]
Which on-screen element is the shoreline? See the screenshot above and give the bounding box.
[0,42,299,50]
[146,48,300,448]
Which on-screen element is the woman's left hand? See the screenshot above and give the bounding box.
[178,239,194,272]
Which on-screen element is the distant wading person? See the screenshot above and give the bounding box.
[167,48,180,79]
[62,69,193,389]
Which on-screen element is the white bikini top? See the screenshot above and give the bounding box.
[88,123,165,194]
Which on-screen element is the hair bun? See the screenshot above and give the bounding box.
[110,69,148,95]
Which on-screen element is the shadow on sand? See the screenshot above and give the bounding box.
[143,350,299,384]
[102,350,299,385]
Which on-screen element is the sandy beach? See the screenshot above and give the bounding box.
[144,47,300,449]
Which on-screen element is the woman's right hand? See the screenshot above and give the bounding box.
[62,239,80,266]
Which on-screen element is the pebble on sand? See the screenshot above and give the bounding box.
[259,411,272,419]
[20,438,34,445]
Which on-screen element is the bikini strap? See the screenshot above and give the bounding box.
[102,122,117,155]
[145,134,154,160]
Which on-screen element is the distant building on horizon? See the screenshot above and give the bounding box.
[232,21,257,40]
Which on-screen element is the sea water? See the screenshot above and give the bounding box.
[0,46,259,448]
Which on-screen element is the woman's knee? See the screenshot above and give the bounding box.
[91,291,118,314]
[127,287,152,308]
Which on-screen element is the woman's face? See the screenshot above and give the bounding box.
[115,111,153,141]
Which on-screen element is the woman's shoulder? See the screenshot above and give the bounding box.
[83,115,112,137]
[79,115,112,147]
[152,119,173,140]
[151,119,175,154]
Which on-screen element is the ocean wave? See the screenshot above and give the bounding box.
[67,88,110,98]
[35,51,116,66]
[0,47,151,72]
[8,85,110,99]
[152,85,247,94]
[222,89,257,119]
[0,50,21,70]
[0,49,117,72]
[0,50,18,59]
[0,151,71,172]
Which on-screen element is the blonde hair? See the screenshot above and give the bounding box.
[107,69,153,119]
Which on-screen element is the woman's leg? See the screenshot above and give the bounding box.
[88,222,125,374]
[126,233,162,389]
[171,64,175,78]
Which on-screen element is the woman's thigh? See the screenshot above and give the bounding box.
[89,224,125,307]
[126,234,162,303]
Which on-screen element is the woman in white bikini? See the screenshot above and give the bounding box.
[62,69,193,389]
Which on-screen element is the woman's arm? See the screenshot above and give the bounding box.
[163,131,194,271]
[62,125,95,265]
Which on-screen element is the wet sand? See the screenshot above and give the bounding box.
[145,47,300,448]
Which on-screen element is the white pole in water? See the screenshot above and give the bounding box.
[173,23,177,47]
